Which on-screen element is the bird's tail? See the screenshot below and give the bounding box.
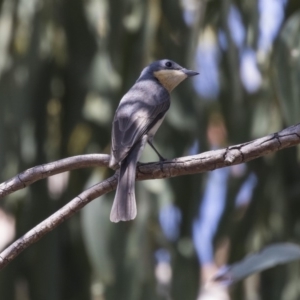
[110,141,143,223]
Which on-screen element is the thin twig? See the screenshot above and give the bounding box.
[0,123,300,270]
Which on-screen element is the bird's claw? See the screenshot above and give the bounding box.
[159,157,167,172]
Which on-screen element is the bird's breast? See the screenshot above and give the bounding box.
[147,114,166,138]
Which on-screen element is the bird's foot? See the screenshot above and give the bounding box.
[159,157,167,172]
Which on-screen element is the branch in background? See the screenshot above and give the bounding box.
[0,123,299,270]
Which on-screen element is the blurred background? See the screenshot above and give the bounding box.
[0,0,300,299]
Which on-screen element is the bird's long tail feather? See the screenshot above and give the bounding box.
[110,138,146,222]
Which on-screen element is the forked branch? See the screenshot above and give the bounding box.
[0,123,299,270]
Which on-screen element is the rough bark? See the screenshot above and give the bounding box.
[0,123,299,270]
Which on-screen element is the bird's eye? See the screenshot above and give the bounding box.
[165,61,172,68]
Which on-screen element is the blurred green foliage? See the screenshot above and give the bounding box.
[0,0,300,299]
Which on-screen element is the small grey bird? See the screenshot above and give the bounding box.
[109,59,198,222]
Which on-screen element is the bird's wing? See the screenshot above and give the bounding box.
[111,89,170,163]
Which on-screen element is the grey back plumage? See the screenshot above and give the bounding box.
[110,78,170,165]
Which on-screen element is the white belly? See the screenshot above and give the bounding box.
[147,115,166,140]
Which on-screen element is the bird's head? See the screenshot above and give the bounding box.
[139,59,199,92]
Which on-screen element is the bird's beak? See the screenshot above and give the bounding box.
[181,68,199,77]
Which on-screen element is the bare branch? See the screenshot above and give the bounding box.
[0,123,299,270]
[0,154,110,198]
[136,123,300,180]
[0,174,118,270]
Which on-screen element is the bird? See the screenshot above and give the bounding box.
[109,59,199,222]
